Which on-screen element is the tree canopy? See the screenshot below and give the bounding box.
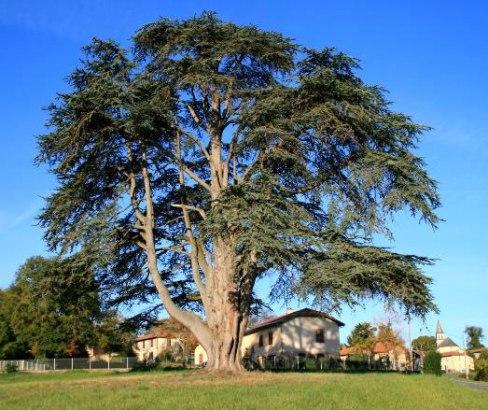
[412,335,437,353]
[37,12,440,370]
[465,326,485,350]
[347,322,376,352]
[0,256,130,358]
[0,289,29,359]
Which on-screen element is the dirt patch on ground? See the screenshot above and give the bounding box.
[43,370,343,390]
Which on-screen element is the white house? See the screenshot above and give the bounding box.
[194,308,344,366]
[435,321,474,373]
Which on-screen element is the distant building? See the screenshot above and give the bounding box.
[133,332,182,362]
[194,308,344,366]
[133,318,199,362]
[86,346,113,362]
[339,342,419,371]
[435,321,474,373]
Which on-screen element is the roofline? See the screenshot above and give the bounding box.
[134,334,178,342]
[245,308,345,335]
[438,337,459,348]
[440,351,467,357]
[469,347,488,353]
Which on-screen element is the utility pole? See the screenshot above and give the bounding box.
[464,330,469,380]
[408,317,413,372]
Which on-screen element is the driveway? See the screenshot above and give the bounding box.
[452,378,488,391]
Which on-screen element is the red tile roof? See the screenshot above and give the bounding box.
[373,342,399,354]
[441,351,467,358]
[339,342,405,356]
[134,332,175,342]
[245,308,345,335]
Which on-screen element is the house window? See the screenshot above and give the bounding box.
[315,329,325,343]
[259,334,264,347]
[166,338,172,348]
[142,340,146,349]
[268,331,273,345]
[150,339,154,348]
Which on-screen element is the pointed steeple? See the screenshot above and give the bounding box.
[436,320,445,346]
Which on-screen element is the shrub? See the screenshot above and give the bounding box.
[130,360,160,372]
[345,354,369,371]
[4,363,18,374]
[473,351,488,381]
[423,351,442,375]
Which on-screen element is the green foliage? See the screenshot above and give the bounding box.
[345,354,370,371]
[473,351,488,381]
[94,312,134,356]
[423,351,442,376]
[412,336,437,353]
[8,256,101,358]
[465,326,484,350]
[0,290,30,359]
[375,323,403,348]
[0,256,130,359]
[37,12,440,328]
[347,322,375,352]
[3,363,18,374]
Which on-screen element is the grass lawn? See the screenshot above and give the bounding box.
[0,370,487,409]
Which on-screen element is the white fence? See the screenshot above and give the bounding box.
[0,357,138,372]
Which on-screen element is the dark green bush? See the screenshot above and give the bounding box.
[130,359,160,372]
[4,363,18,374]
[474,351,488,381]
[423,351,442,375]
[345,354,369,371]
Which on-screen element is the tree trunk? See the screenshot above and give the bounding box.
[204,298,248,371]
[199,237,250,372]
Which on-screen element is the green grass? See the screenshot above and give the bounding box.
[0,370,487,409]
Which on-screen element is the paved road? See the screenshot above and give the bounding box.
[452,378,488,391]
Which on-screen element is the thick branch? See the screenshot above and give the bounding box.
[175,135,209,299]
[139,146,208,336]
[171,203,207,220]
[178,128,211,162]
[178,162,212,192]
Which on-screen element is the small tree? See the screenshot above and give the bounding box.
[423,351,442,375]
[0,290,30,359]
[7,256,104,358]
[95,313,134,356]
[346,322,375,368]
[473,351,488,381]
[347,322,376,352]
[465,326,484,350]
[375,322,405,369]
[412,335,436,353]
[376,323,403,347]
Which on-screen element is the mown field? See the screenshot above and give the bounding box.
[0,370,487,410]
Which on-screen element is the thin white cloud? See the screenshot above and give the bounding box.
[0,198,41,234]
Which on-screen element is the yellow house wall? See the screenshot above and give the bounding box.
[133,337,180,362]
[441,355,474,373]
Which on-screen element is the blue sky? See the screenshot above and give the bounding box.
[0,0,486,344]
